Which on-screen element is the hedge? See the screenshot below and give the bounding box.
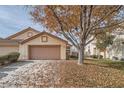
[0,52,20,65]
[70,55,78,59]
[8,52,20,62]
[90,55,103,59]
[0,55,9,65]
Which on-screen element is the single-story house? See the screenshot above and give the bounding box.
[0,27,70,60]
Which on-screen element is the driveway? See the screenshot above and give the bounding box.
[0,60,61,88]
[0,61,33,79]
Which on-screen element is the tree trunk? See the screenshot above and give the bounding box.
[78,47,84,64]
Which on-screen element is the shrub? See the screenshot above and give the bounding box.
[93,55,98,58]
[70,55,78,59]
[0,52,20,65]
[112,56,118,60]
[120,58,124,61]
[0,55,9,65]
[8,52,20,62]
[99,55,103,59]
[90,55,103,59]
[90,55,98,58]
[0,57,4,65]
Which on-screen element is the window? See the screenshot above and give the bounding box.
[41,36,48,42]
[27,32,33,37]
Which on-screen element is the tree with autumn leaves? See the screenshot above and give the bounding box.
[30,5,124,64]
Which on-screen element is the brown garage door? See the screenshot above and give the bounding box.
[29,45,60,60]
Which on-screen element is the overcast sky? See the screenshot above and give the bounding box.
[0,5,43,38]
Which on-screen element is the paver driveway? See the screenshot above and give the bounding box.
[0,60,61,88]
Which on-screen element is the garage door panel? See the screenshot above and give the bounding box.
[29,45,60,60]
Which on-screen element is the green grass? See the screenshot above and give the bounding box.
[85,59,124,71]
[69,57,124,71]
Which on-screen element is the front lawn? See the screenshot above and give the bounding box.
[87,59,124,71]
[0,60,123,88]
[58,59,124,88]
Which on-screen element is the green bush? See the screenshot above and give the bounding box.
[8,52,20,62]
[70,55,78,59]
[90,55,98,58]
[0,52,20,65]
[112,56,118,60]
[0,57,4,65]
[99,55,103,59]
[0,55,9,65]
[90,55,103,59]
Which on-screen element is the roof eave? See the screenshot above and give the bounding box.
[21,32,68,44]
[6,27,40,40]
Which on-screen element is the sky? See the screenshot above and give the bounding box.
[0,5,43,38]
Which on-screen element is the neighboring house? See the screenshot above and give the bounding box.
[0,27,70,60]
[107,33,124,60]
[85,31,124,60]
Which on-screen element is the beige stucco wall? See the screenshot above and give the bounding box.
[11,30,39,40]
[19,33,66,60]
[0,46,19,56]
